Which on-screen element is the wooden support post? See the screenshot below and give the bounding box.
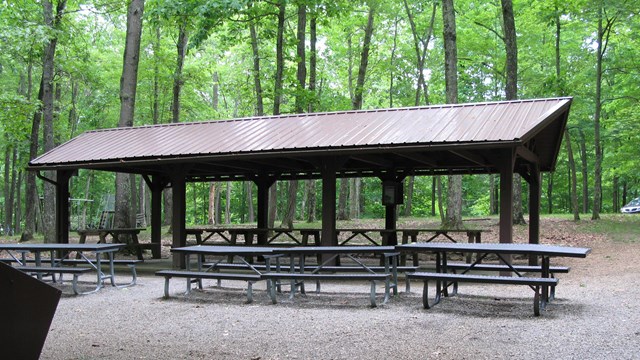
[255,176,275,246]
[321,166,337,247]
[498,150,515,275]
[148,176,167,259]
[171,174,187,269]
[528,164,541,266]
[55,170,74,245]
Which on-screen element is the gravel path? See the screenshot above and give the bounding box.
[39,238,640,360]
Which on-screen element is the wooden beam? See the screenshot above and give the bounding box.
[516,146,539,164]
[528,164,541,265]
[450,150,490,167]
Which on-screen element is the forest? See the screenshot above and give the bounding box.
[0,0,638,241]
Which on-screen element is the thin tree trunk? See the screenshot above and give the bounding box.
[352,3,375,110]
[225,182,231,224]
[547,173,554,214]
[442,0,462,229]
[273,0,285,116]
[208,183,216,225]
[280,181,298,229]
[249,3,264,116]
[41,0,66,243]
[22,73,42,242]
[306,180,316,222]
[115,0,144,237]
[403,0,437,106]
[152,26,161,124]
[337,179,349,220]
[14,170,22,234]
[579,129,589,213]
[172,20,188,124]
[592,4,614,220]
[246,182,254,223]
[404,177,414,217]
[501,0,525,225]
[4,145,13,233]
[566,130,580,220]
[436,176,445,223]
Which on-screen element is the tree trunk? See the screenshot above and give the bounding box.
[152,26,161,124]
[115,0,144,237]
[352,3,375,110]
[403,0,437,106]
[308,9,317,112]
[349,178,360,219]
[337,179,349,220]
[268,183,277,228]
[294,3,306,113]
[547,173,554,214]
[249,5,264,116]
[500,0,525,225]
[592,4,613,220]
[225,182,231,224]
[14,170,22,234]
[273,0,285,116]
[41,0,66,243]
[4,145,12,233]
[441,0,462,229]
[246,182,254,223]
[208,183,216,225]
[280,180,298,229]
[578,129,589,213]
[306,180,316,222]
[281,3,306,227]
[22,66,39,242]
[389,16,399,107]
[172,19,188,124]
[436,176,445,223]
[404,176,414,217]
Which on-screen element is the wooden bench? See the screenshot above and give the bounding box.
[444,262,569,300]
[155,270,263,303]
[261,272,392,307]
[15,266,93,295]
[407,272,559,316]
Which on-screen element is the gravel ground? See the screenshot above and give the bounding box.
[37,235,640,360]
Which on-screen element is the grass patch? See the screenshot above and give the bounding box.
[574,214,640,243]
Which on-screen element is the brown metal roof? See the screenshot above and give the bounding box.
[29,97,572,180]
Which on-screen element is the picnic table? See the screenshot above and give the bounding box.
[186,227,321,246]
[158,245,279,303]
[398,228,490,265]
[396,242,591,315]
[266,246,399,306]
[0,243,129,294]
[77,228,153,260]
[157,245,401,307]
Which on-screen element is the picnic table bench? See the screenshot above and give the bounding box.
[397,242,590,316]
[14,266,93,295]
[407,272,559,316]
[0,258,141,287]
[0,243,128,294]
[156,270,263,303]
[158,246,277,303]
[77,228,155,260]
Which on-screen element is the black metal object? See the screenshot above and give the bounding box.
[0,262,61,359]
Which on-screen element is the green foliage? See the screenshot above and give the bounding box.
[0,0,639,230]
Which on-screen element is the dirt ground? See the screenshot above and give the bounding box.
[4,216,640,359]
